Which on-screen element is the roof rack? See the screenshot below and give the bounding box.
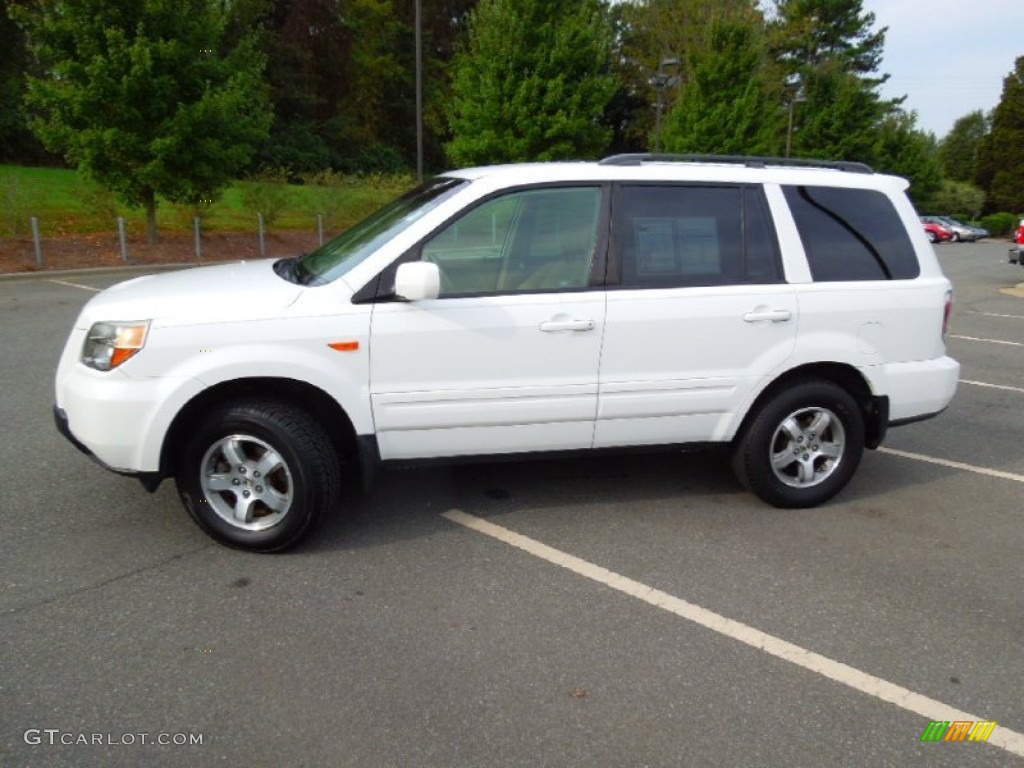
[598,153,874,174]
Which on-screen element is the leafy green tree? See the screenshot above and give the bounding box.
[225,0,476,175]
[929,179,986,220]
[446,0,617,165]
[768,0,899,161]
[789,63,887,160]
[661,16,783,155]
[0,0,51,162]
[618,0,763,152]
[870,111,941,205]
[15,0,272,241]
[938,110,988,183]
[768,0,887,79]
[976,56,1024,214]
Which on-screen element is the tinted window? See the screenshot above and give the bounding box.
[783,185,919,281]
[615,185,781,288]
[421,187,602,296]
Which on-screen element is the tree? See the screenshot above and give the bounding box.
[446,0,617,165]
[15,0,272,241]
[938,110,988,184]
[870,111,941,206]
[768,0,899,161]
[225,0,477,175]
[661,16,784,155]
[618,0,764,152]
[976,56,1024,214]
[929,179,986,220]
[768,0,887,79]
[0,0,51,162]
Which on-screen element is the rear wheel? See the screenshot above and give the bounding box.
[732,379,864,508]
[176,400,341,552]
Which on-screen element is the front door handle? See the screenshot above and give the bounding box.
[539,318,595,333]
[743,308,792,323]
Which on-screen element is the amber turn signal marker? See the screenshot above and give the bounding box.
[328,341,360,352]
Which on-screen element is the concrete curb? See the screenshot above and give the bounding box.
[0,261,230,282]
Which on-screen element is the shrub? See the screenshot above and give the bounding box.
[979,212,1017,238]
[0,174,33,237]
[76,176,119,221]
[300,169,348,228]
[238,167,293,228]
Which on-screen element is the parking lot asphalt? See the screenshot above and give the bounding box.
[2,241,1022,767]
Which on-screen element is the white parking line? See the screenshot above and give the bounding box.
[878,447,1024,484]
[49,279,101,292]
[442,509,1024,758]
[967,311,1024,321]
[960,379,1024,395]
[950,334,1024,347]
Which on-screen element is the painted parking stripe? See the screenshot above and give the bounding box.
[442,509,1024,758]
[950,334,1024,347]
[878,447,1024,484]
[960,379,1024,395]
[49,279,101,292]
[966,311,1024,321]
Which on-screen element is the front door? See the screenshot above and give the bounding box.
[369,185,608,460]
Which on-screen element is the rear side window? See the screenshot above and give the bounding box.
[614,185,782,288]
[783,186,919,281]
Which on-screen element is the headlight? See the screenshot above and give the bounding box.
[81,320,150,371]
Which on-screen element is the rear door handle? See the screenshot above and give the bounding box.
[539,318,595,332]
[743,308,792,323]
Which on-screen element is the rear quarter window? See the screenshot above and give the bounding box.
[782,185,919,281]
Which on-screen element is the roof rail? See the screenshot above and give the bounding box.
[598,153,874,174]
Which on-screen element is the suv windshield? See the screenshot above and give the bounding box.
[293,177,467,286]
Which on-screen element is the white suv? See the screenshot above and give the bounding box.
[55,154,960,551]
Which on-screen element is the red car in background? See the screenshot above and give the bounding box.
[921,218,953,243]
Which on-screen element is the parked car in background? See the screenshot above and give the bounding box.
[921,218,953,243]
[922,215,986,242]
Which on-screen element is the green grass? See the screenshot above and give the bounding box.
[0,164,414,238]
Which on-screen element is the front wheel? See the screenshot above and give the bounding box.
[732,380,865,508]
[176,400,341,552]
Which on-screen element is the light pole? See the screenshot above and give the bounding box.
[415,0,424,182]
[785,87,806,158]
[650,57,680,154]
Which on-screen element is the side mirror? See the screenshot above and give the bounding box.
[394,261,441,301]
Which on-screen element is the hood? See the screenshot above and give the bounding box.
[75,260,303,329]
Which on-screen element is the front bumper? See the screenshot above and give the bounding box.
[53,405,163,491]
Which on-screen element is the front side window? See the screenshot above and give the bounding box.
[614,184,781,288]
[783,185,919,281]
[421,187,603,297]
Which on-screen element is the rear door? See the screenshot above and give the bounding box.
[595,183,798,448]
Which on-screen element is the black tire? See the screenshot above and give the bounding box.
[732,379,865,508]
[176,399,341,552]
[926,230,937,243]
[951,232,960,243]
